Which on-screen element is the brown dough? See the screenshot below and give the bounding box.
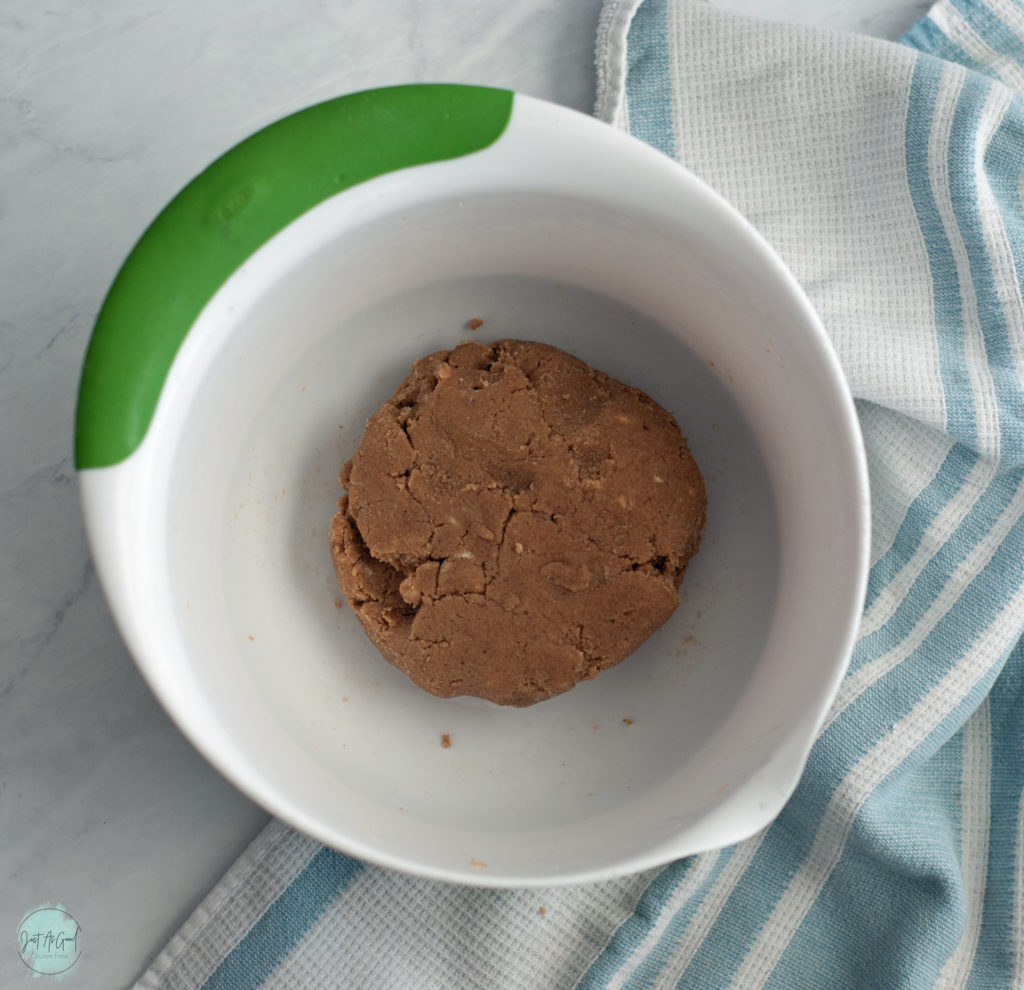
[329,339,706,707]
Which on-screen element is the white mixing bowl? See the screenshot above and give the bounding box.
[76,84,869,885]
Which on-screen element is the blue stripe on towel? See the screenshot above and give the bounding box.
[903,16,990,76]
[904,54,979,448]
[952,0,1024,68]
[852,469,1019,669]
[623,0,677,157]
[946,69,1024,447]
[781,732,967,990]
[574,853,718,989]
[861,445,978,621]
[966,638,1024,989]
[983,114,1024,461]
[200,849,364,990]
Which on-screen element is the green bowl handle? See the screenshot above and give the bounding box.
[75,83,513,470]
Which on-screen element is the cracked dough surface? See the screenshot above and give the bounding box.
[329,339,706,707]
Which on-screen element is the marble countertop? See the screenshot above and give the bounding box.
[1,0,930,986]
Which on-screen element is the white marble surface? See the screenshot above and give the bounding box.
[0,0,930,986]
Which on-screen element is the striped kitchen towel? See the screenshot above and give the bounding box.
[135,1,1024,988]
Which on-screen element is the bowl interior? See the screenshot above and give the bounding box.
[103,105,866,884]
[215,273,778,832]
